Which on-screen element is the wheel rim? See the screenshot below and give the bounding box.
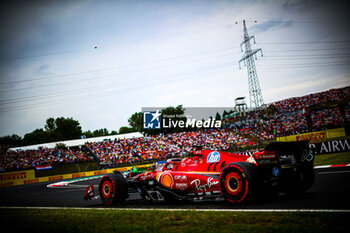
[102,180,112,199]
[224,172,243,196]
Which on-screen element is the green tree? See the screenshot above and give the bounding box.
[82,129,118,138]
[128,112,143,132]
[119,126,134,134]
[54,117,82,140]
[23,128,48,145]
[110,130,118,135]
[82,130,93,138]
[0,134,23,147]
[215,112,221,120]
[23,117,82,145]
[44,117,61,141]
[45,117,56,132]
[93,128,109,137]
[55,143,67,149]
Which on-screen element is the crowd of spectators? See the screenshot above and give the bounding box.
[268,86,350,114]
[87,129,255,166]
[0,148,93,172]
[224,86,350,141]
[229,111,309,141]
[311,107,345,131]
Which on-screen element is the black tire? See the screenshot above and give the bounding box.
[283,166,315,195]
[219,162,259,204]
[99,172,127,206]
[299,167,315,192]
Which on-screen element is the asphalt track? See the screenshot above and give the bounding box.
[0,166,349,210]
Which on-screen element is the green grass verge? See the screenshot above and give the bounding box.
[314,151,350,166]
[0,208,348,233]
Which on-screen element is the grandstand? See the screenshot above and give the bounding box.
[0,86,349,173]
[1,132,142,172]
[224,86,350,141]
[7,132,143,151]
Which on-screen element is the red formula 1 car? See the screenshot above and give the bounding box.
[84,141,315,206]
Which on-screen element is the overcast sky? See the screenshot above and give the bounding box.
[0,0,349,137]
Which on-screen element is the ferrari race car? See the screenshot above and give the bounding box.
[84,141,315,206]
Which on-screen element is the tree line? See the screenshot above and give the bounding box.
[0,117,133,147]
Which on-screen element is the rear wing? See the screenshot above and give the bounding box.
[264,141,314,167]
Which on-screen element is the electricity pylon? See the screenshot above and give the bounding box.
[239,20,264,108]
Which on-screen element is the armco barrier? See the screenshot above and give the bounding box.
[0,163,152,188]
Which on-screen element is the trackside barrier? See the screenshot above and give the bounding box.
[0,163,152,188]
[0,170,35,188]
[276,128,346,142]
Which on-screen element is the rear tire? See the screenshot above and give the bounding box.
[99,172,127,206]
[299,167,315,192]
[219,162,259,204]
[283,166,314,195]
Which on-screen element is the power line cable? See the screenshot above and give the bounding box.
[1,58,349,112]
[0,62,234,105]
[0,65,235,112]
[0,46,240,86]
[2,46,348,91]
[257,40,350,45]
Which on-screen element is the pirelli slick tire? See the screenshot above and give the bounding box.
[284,166,315,195]
[219,162,259,204]
[99,172,127,206]
[300,167,315,192]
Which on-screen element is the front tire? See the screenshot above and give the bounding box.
[99,172,127,206]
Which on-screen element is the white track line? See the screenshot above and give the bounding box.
[1,206,349,213]
[47,175,103,188]
[314,164,350,169]
[317,170,350,175]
